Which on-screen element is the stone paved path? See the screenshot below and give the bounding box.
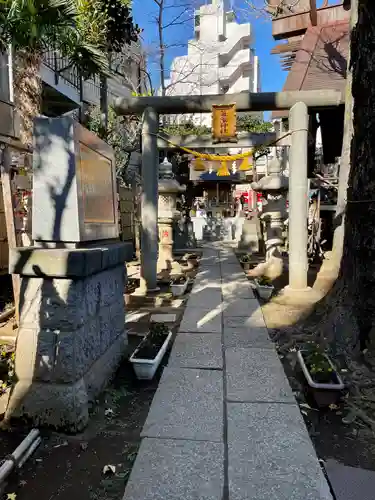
[123,245,333,500]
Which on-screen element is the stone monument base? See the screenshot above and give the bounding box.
[7,243,128,432]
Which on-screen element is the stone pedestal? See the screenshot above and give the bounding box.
[7,243,128,432]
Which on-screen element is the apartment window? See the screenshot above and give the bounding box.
[194,14,200,27]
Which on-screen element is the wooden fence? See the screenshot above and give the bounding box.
[118,186,135,244]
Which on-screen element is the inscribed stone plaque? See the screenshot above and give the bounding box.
[32,116,119,243]
[78,143,115,224]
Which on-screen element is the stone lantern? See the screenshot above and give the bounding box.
[250,157,288,279]
[157,157,186,275]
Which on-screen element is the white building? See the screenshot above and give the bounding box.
[164,0,260,126]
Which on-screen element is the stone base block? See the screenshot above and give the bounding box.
[6,332,127,432]
[7,243,128,432]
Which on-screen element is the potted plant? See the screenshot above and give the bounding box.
[255,276,274,300]
[125,278,138,306]
[170,275,189,297]
[239,253,252,271]
[0,343,15,415]
[130,323,172,380]
[297,343,345,407]
[186,253,199,268]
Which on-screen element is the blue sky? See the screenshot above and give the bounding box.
[133,0,287,93]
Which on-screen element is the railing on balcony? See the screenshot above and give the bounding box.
[42,48,140,105]
[42,49,81,91]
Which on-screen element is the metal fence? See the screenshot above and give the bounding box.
[118,186,135,244]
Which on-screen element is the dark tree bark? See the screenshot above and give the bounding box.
[330,0,357,269]
[306,0,375,357]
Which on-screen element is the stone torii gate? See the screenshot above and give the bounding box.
[114,90,344,295]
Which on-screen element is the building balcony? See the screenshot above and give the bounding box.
[40,49,137,115]
[218,49,251,83]
[218,25,252,63]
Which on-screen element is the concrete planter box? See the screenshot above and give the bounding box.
[255,279,274,300]
[171,278,189,297]
[240,260,251,271]
[297,350,345,407]
[130,330,173,380]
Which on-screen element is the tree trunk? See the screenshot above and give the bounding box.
[13,51,42,147]
[308,0,375,357]
[330,0,358,270]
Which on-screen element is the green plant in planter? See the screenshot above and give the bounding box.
[258,276,272,286]
[149,322,169,337]
[134,322,170,360]
[303,342,334,383]
[0,344,15,395]
[171,276,187,285]
[125,278,138,292]
[241,254,252,263]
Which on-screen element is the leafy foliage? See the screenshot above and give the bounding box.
[133,322,170,360]
[85,104,141,186]
[303,342,334,383]
[258,276,272,286]
[237,115,273,133]
[240,253,252,263]
[161,121,211,137]
[99,0,141,52]
[0,0,110,78]
[0,344,15,395]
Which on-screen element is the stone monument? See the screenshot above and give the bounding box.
[7,116,128,431]
[157,157,185,276]
[250,157,288,279]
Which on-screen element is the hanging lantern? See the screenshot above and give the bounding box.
[193,157,206,171]
[217,160,230,176]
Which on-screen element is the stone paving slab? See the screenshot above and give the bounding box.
[221,271,247,283]
[179,307,222,333]
[226,347,295,402]
[227,402,332,500]
[192,281,222,294]
[224,326,274,349]
[123,438,224,500]
[142,367,223,442]
[224,314,267,329]
[168,333,223,369]
[187,289,223,310]
[195,267,221,276]
[222,282,255,300]
[324,459,375,500]
[222,297,260,316]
